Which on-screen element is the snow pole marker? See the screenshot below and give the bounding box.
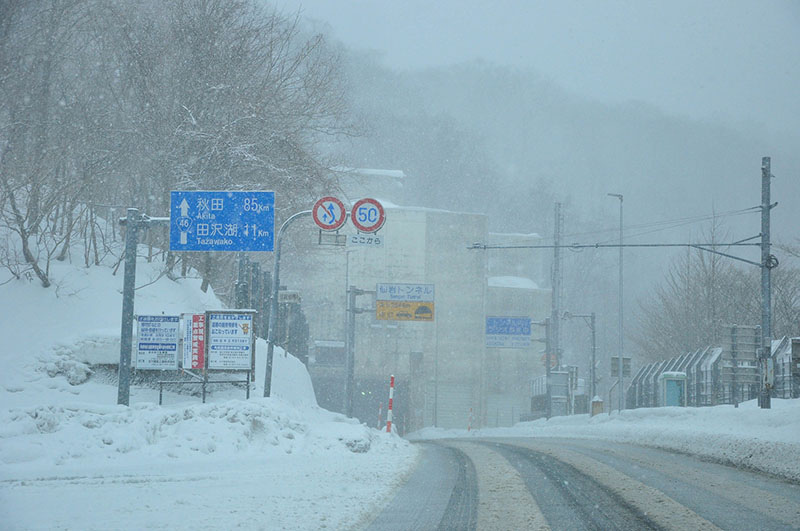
[468,407,473,432]
[378,402,383,429]
[386,375,395,433]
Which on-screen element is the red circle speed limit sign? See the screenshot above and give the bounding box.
[312,196,346,231]
[351,198,385,233]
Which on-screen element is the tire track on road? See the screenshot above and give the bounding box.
[441,440,549,530]
[503,439,720,530]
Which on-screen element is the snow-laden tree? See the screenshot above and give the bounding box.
[0,0,352,291]
[0,0,110,286]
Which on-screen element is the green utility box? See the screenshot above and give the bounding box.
[658,371,687,407]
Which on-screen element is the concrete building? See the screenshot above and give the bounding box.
[281,170,551,432]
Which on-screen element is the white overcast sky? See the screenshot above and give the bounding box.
[274,0,800,138]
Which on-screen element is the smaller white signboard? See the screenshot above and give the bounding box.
[136,315,180,369]
[207,311,255,370]
[347,233,384,247]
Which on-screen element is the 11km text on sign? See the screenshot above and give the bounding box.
[170,191,275,252]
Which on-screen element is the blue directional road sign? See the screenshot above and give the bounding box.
[170,191,275,252]
[485,316,532,348]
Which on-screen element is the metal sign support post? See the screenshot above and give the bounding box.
[345,286,357,416]
[117,209,169,406]
[117,208,140,406]
[264,210,311,397]
[590,312,597,400]
[344,286,372,417]
[545,318,552,420]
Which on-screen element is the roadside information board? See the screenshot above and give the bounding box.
[136,315,180,369]
[376,283,434,321]
[485,316,532,348]
[182,313,205,370]
[206,311,255,370]
[169,191,275,252]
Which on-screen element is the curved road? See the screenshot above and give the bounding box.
[365,438,800,530]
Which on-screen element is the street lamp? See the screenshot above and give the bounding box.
[607,193,624,412]
[562,311,597,401]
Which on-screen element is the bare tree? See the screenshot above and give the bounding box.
[1,0,353,295]
[0,0,103,286]
[633,220,800,361]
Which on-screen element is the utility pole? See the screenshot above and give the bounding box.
[550,203,562,369]
[760,157,775,409]
[608,193,624,412]
[545,317,552,419]
[590,312,597,400]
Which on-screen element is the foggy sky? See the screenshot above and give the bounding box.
[274,0,800,141]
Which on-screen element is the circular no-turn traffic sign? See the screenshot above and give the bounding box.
[312,196,347,231]
[351,198,385,233]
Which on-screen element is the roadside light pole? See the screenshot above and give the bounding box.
[608,193,624,412]
[264,210,311,398]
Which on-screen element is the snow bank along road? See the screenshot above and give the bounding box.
[365,437,800,530]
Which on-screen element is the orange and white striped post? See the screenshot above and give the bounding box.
[386,375,395,433]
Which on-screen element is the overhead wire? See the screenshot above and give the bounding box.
[596,208,760,245]
[536,205,760,244]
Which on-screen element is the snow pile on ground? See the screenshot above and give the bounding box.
[409,398,800,481]
[0,244,417,530]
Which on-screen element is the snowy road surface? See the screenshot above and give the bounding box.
[366,438,800,530]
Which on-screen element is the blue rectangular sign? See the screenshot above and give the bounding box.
[486,316,532,348]
[170,191,275,252]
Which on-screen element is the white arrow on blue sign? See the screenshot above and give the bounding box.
[170,191,275,252]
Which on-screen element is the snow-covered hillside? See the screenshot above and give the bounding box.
[0,249,417,530]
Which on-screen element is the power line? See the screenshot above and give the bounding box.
[599,209,759,245]
[544,206,760,242]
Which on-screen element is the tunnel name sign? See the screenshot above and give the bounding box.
[169,191,275,252]
[376,283,434,322]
